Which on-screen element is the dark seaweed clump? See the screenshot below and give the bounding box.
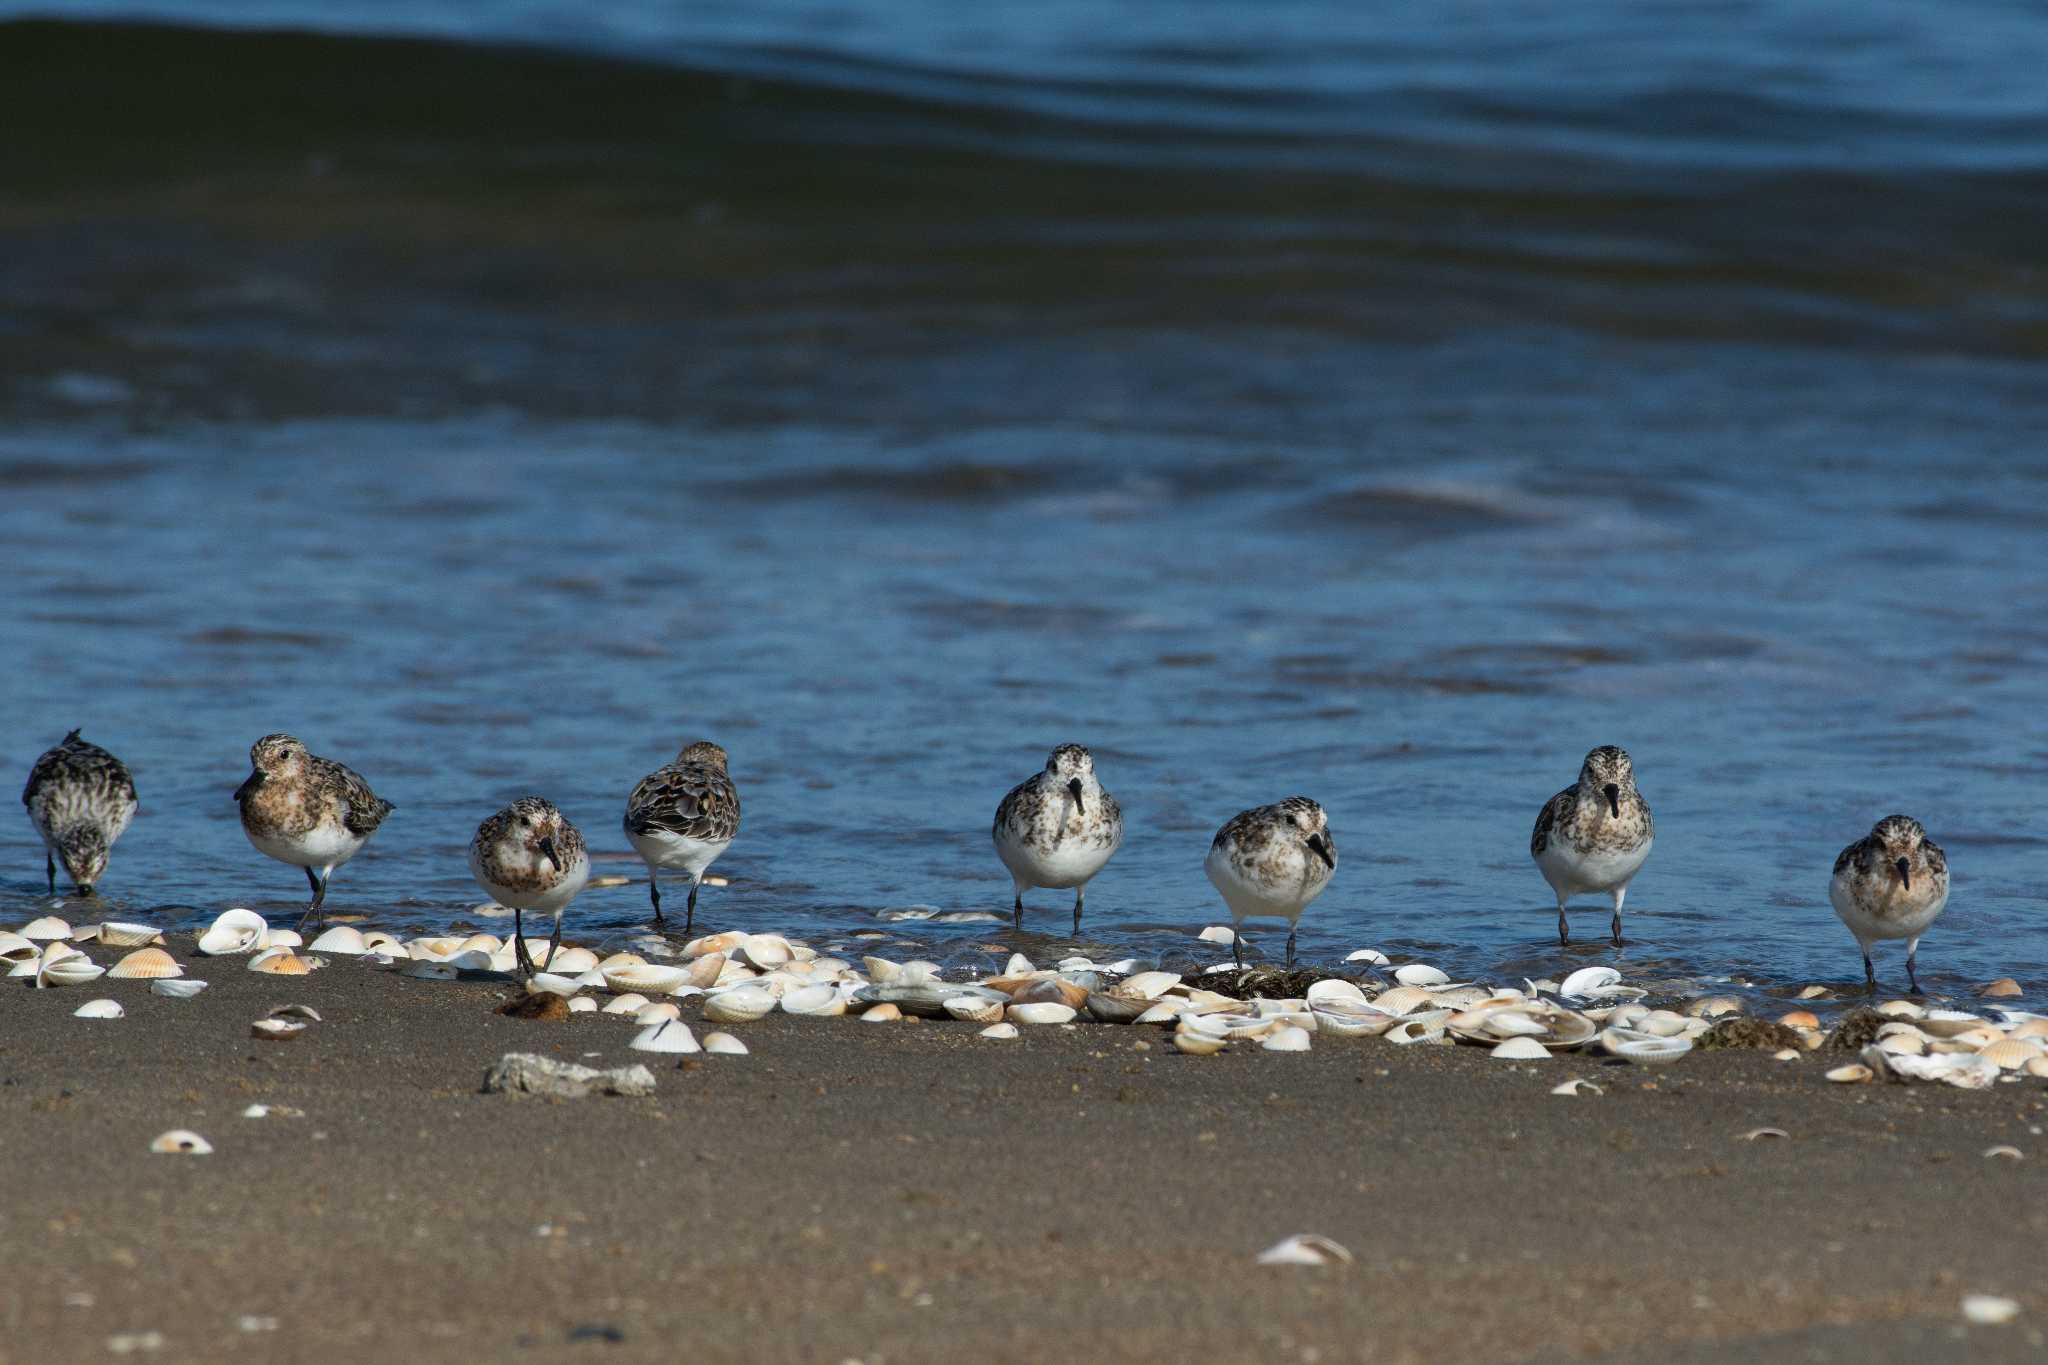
[1825,1008,1888,1051]
[1699,1017,1808,1051]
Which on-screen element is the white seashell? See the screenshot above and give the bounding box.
[95,922,166,947]
[1557,966,1621,999]
[979,1023,1020,1039]
[1686,995,1743,1019]
[1868,1048,1999,1089]
[198,908,270,955]
[682,930,747,959]
[1919,1010,1986,1038]
[399,959,458,980]
[735,935,792,971]
[781,984,848,1017]
[0,931,38,961]
[1826,1064,1875,1083]
[151,1130,212,1154]
[1772,1048,1802,1061]
[1344,948,1390,966]
[265,929,303,948]
[151,979,209,998]
[1550,1078,1603,1096]
[1262,1026,1312,1052]
[1172,1030,1228,1055]
[943,995,1007,1024]
[702,1031,749,1055]
[703,986,777,1024]
[1304,979,1368,1009]
[602,964,692,996]
[1386,1014,1450,1046]
[1134,1001,1182,1025]
[36,955,104,988]
[1367,985,1434,1017]
[407,936,462,960]
[106,947,182,980]
[634,1002,683,1024]
[1741,1127,1789,1141]
[1490,1037,1551,1060]
[362,931,406,952]
[73,998,124,1019]
[1004,952,1036,975]
[307,926,369,955]
[1255,1234,1352,1267]
[1008,1002,1077,1025]
[21,915,73,941]
[1876,1033,1926,1057]
[566,996,598,1014]
[1109,970,1183,1001]
[2028,1056,2048,1078]
[1982,1145,2023,1160]
[1392,964,1449,987]
[247,948,312,975]
[1599,1028,1693,1065]
[1961,1295,2020,1325]
[546,946,599,975]
[250,1018,307,1041]
[630,1019,700,1054]
[1312,1004,1397,1037]
[602,993,650,1015]
[1197,925,1236,944]
[860,1003,902,1022]
[1874,998,1925,1018]
[526,972,582,997]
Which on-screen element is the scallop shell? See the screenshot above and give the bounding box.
[107,947,183,980]
[1196,925,1235,944]
[939,995,1003,1024]
[36,955,104,988]
[308,926,369,955]
[1826,1064,1874,1083]
[630,1019,700,1053]
[566,996,598,1014]
[1977,1039,2044,1071]
[1134,1001,1183,1026]
[685,953,728,988]
[1367,985,1434,1017]
[1173,1031,1228,1055]
[701,1031,748,1055]
[602,993,650,1015]
[1008,1002,1077,1026]
[602,964,692,996]
[634,1002,682,1024]
[546,946,599,975]
[95,922,166,948]
[1312,1004,1398,1038]
[248,948,311,975]
[779,984,847,1017]
[21,915,73,941]
[151,978,209,998]
[860,1003,902,1022]
[735,935,792,971]
[1386,1012,1451,1046]
[197,909,269,956]
[150,1130,212,1154]
[1873,998,1925,1018]
[1305,979,1369,1009]
[1262,1026,1313,1052]
[1392,964,1450,988]
[1490,1037,1551,1060]
[1103,970,1181,1003]
[1875,1033,1926,1057]
[74,998,124,1019]
[362,930,406,953]
[703,986,777,1024]
[1344,947,1391,966]
[251,1018,307,1041]
[1557,966,1622,999]
[267,930,304,948]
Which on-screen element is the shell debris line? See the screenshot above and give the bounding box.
[14,912,2044,1095]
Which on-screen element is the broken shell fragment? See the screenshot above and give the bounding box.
[1550,1078,1602,1096]
[1982,1145,2023,1160]
[860,1004,902,1023]
[151,979,208,999]
[1196,925,1235,944]
[1008,1002,1077,1025]
[151,1130,213,1155]
[73,998,124,1019]
[1961,1295,2020,1326]
[567,996,598,1014]
[1741,1127,1789,1141]
[1173,1030,1227,1055]
[944,995,1006,1024]
[1826,1064,1875,1083]
[1255,1235,1352,1267]
[250,1018,307,1041]
[979,1023,1019,1039]
[1599,1028,1693,1065]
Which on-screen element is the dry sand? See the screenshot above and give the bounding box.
[3,948,2044,1364]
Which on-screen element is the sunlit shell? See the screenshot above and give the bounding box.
[1134,1001,1183,1026]
[524,972,581,997]
[683,930,747,959]
[1081,992,1149,1024]
[456,933,503,955]
[1105,970,1182,1002]
[630,1019,700,1053]
[1599,1028,1693,1065]
[1826,1063,1874,1083]
[1949,1025,2005,1050]
[1550,1078,1603,1096]
[634,1002,682,1024]
[603,963,692,996]
[266,930,304,949]
[307,926,369,955]
[1012,978,1090,1011]
[1797,985,1829,1000]
[703,986,777,1024]
[407,937,463,960]
[73,998,124,1019]
[1978,977,2024,998]
[2008,1018,2048,1041]
[1386,1012,1452,1046]
[1772,1048,1802,1062]
[107,947,183,980]
[544,946,598,975]
[1918,1010,1986,1038]
[1875,1033,1926,1057]
[602,993,650,1015]
[1391,964,1449,988]
[596,952,647,974]
[150,1130,212,1154]
[860,1003,902,1022]
[1490,1037,1551,1061]
[1369,986,1434,1017]
[95,922,166,948]
[251,1018,307,1041]
[36,955,104,988]
[567,996,597,1014]
[1009,1002,1077,1025]
[0,931,38,962]
[2027,1056,2048,1078]
[21,915,73,941]
[1686,996,1742,1020]
[1195,925,1235,945]
[1172,1030,1228,1055]
[152,979,209,998]
[1557,966,1622,999]
[1778,1010,1821,1030]
[1304,979,1369,1009]
[1312,1004,1398,1038]
[197,909,269,956]
[735,935,792,971]
[247,948,311,975]
[1345,947,1391,966]
[362,931,406,953]
[781,984,848,1017]
[1977,1039,2044,1071]
[1262,1026,1312,1053]
[702,1031,748,1055]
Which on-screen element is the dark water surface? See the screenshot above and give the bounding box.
[0,8,2042,1000]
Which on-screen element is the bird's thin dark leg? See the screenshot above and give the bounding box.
[513,905,535,980]
[1013,892,1023,932]
[296,868,328,936]
[1285,925,1297,969]
[45,851,56,896]
[649,874,664,925]
[1906,943,1921,994]
[685,878,699,935]
[1072,887,1084,938]
[1557,904,1569,946]
[1232,930,1244,968]
[542,913,563,973]
[1610,911,1623,948]
[1863,948,1877,994]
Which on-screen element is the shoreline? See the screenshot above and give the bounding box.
[4,929,2044,1363]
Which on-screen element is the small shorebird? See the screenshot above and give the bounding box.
[471,796,590,978]
[22,729,138,895]
[1203,796,1336,967]
[233,734,393,934]
[992,743,1123,934]
[1830,814,1948,993]
[1531,745,1653,947]
[624,740,740,932]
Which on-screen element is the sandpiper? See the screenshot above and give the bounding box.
[1830,814,1948,993]
[470,796,590,978]
[1531,745,1653,947]
[22,729,137,895]
[624,740,740,933]
[993,743,1123,935]
[233,734,393,934]
[1203,796,1336,967]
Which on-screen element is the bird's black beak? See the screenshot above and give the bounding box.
[538,835,559,871]
[1602,783,1620,817]
[1894,856,1911,890]
[1307,832,1334,868]
[1067,777,1085,813]
[233,770,264,803]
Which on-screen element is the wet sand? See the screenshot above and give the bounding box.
[3,947,2045,1364]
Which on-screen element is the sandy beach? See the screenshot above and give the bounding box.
[4,942,2044,1365]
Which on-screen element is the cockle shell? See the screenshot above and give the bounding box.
[979,1022,1020,1039]
[567,996,598,1014]
[782,984,848,1017]
[74,998,124,1019]
[1976,1039,2044,1071]
[107,948,182,980]
[630,1019,699,1053]
[36,955,104,988]
[1874,999,1925,1018]
[1305,979,1369,1009]
[0,931,38,962]
[943,995,1006,1024]
[1392,964,1450,987]
[546,947,599,974]
[1345,948,1391,966]
[1778,1010,1821,1030]
[634,1002,682,1024]
[683,930,747,959]
[308,926,369,955]
[1197,925,1235,944]
[251,1018,307,1041]
[1312,1004,1398,1037]
[1386,1012,1452,1046]
[526,972,582,997]
[860,1003,902,1022]
[151,979,208,998]
[702,1031,748,1055]
[703,986,777,1024]
[247,948,311,975]
[1368,986,1434,1017]
[1599,1028,1693,1065]
[1106,970,1182,1002]
[151,1130,212,1154]
[1491,1037,1551,1060]
[21,915,72,941]
[1263,1026,1313,1052]
[198,909,269,956]
[1826,1064,1875,1083]
[362,931,406,953]
[1919,1010,1987,1038]
[602,964,692,996]
[1008,1002,1077,1025]
[1173,1031,1228,1055]
[267,930,304,948]
[735,935,792,971]
[603,993,651,1015]
[1875,1033,1926,1057]
[95,922,166,948]
[685,953,728,989]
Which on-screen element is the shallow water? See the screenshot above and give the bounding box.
[0,8,2043,1002]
